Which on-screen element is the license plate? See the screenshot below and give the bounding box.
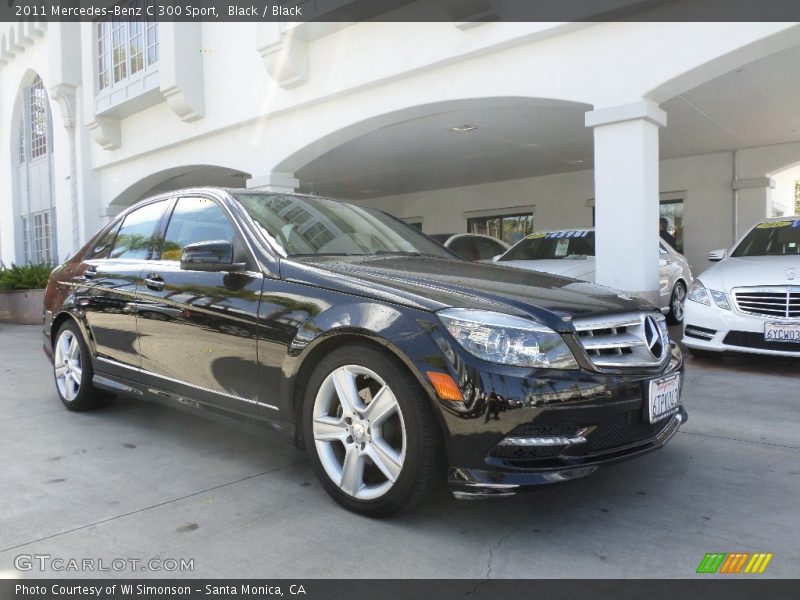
[765,322,800,344]
[648,373,681,424]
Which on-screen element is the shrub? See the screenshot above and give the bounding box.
[0,263,54,291]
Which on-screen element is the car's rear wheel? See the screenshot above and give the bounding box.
[53,321,113,411]
[302,344,440,517]
[667,281,687,325]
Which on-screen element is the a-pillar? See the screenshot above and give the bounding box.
[585,100,667,306]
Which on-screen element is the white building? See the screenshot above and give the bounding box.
[1,7,799,305]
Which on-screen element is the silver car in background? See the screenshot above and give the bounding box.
[493,228,693,324]
[428,233,510,262]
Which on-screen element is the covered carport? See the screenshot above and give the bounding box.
[246,22,800,308]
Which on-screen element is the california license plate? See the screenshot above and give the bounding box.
[764,322,800,344]
[648,373,681,424]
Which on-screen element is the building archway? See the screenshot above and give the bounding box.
[272,97,594,201]
[107,165,251,216]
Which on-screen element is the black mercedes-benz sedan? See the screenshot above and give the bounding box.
[43,188,686,516]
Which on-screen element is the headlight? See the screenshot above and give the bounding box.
[688,280,730,309]
[437,309,578,369]
[688,280,711,305]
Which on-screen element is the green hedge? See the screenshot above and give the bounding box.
[0,263,54,291]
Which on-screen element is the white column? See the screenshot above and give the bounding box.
[246,172,299,193]
[734,177,775,239]
[585,100,667,306]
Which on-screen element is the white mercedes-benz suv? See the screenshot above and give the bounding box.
[683,217,800,358]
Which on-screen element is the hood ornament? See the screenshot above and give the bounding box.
[787,268,796,281]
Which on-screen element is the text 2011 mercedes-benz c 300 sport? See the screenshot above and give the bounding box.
[43,189,687,516]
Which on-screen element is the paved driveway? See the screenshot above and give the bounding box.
[1,324,798,578]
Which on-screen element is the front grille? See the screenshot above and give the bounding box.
[572,312,670,369]
[584,410,670,453]
[734,287,800,319]
[489,445,564,460]
[723,331,800,353]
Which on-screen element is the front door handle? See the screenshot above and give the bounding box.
[83,266,98,279]
[144,274,165,291]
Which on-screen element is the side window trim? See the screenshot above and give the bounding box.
[152,197,179,261]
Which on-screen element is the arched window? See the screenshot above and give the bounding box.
[17,75,56,264]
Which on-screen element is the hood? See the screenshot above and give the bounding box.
[496,258,596,282]
[281,255,652,332]
[698,255,800,292]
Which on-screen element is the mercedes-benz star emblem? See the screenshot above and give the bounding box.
[787,268,796,281]
[643,315,664,360]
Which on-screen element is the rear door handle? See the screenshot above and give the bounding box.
[84,266,98,279]
[144,274,165,291]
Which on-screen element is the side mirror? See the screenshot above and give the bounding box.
[708,249,727,262]
[492,254,502,263]
[180,240,246,272]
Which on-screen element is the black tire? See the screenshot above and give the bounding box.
[667,281,687,325]
[302,344,441,517]
[52,320,114,411]
[688,347,722,360]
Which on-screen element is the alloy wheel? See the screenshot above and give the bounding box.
[54,329,83,402]
[312,365,406,500]
[672,282,687,322]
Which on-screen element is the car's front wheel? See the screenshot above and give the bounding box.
[53,321,113,411]
[302,344,440,517]
[667,281,687,325]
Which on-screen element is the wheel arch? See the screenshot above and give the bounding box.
[286,330,445,453]
[50,310,94,355]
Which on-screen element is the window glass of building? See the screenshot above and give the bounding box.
[659,200,684,253]
[467,213,533,245]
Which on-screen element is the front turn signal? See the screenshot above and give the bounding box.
[427,371,463,402]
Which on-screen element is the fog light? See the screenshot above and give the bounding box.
[498,434,587,447]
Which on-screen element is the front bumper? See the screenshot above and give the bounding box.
[394,331,686,497]
[682,299,800,357]
[449,407,686,497]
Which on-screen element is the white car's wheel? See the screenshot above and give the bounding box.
[667,281,687,325]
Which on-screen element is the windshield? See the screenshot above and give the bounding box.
[732,220,800,257]
[232,193,455,259]
[500,230,595,261]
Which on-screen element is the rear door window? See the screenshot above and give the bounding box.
[109,200,170,260]
[473,237,506,260]
[87,222,122,260]
[447,237,476,261]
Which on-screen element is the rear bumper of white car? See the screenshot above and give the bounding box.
[682,300,800,357]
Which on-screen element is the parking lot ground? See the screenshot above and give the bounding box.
[1,323,798,579]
